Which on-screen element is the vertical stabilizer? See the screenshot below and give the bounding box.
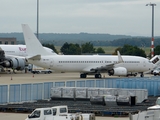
[21,24,53,56]
[117,51,124,63]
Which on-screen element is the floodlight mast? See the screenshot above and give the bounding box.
[146,3,156,58]
[37,0,39,39]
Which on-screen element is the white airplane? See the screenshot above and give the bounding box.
[22,24,155,78]
[0,44,56,71]
[0,44,56,56]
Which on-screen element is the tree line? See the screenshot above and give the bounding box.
[43,42,160,58]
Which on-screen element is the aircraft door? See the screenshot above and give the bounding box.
[143,61,146,67]
[50,59,54,68]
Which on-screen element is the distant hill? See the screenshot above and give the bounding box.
[0,32,159,47]
[0,32,132,45]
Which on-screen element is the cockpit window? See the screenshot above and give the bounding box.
[152,57,159,64]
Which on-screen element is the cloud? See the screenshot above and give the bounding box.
[0,0,159,36]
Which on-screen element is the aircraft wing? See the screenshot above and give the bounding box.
[82,63,116,73]
[90,64,115,72]
[5,54,26,59]
[83,51,124,72]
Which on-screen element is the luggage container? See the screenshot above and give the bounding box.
[135,89,148,103]
[75,87,87,99]
[103,88,119,96]
[62,87,75,99]
[118,89,147,103]
[87,88,99,98]
[104,95,117,107]
[116,95,136,106]
[90,95,105,105]
[50,87,62,100]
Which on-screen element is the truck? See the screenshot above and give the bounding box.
[152,67,160,76]
[30,64,53,74]
[25,105,95,120]
[129,97,160,120]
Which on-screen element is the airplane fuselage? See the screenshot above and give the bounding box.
[0,45,55,57]
[28,55,154,73]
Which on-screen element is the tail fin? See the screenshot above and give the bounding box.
[21,24,53,56]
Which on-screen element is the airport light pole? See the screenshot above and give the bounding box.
[37,0,39,39]
[146,3,156,58]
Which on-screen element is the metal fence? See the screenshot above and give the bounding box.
[1,76,160,104]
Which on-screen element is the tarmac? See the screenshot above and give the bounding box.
[0,70,151,120]
[0,71,121,84]
[0,113,129,120]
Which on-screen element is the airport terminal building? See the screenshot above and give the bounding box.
[0,38,16,44]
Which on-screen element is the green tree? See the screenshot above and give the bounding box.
[112,47,122,55]
[42,43,58,54]
[119,44,146,57]
[60,42,81,55]
[81,42,96,54]
[60,42,70,55]
[154,45,160,55]
[67,44,81,55]
[96,47,105,54]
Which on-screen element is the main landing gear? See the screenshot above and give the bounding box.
[95,74,101,78]
[140,72,144,77]
[80,73,87,78]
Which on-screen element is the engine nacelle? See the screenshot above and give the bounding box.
[108,67,127,76]
[3,58,26,70]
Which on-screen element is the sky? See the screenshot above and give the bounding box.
[0,0,160,36]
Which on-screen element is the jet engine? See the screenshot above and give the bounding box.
[108,67,127,76]
[2,58,26,70]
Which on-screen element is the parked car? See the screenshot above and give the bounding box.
[153,67,160,76]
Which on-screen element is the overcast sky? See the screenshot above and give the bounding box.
[0,0,160,36]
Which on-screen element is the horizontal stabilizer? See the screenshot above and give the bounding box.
[28,55,41,60]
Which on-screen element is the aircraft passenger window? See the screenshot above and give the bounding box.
[5,41,8,44]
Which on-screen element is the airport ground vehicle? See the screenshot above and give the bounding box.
[152,67,160,76]
[25,105,95,120]
[29,65,53,74]
[129,97,160,120]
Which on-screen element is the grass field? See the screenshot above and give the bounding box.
[55,46,151,56]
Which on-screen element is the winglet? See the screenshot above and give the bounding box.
[117,51,124,63]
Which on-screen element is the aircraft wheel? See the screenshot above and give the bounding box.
[95,74,101,78]
[140,73,144,77]
[80,74,86,78]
